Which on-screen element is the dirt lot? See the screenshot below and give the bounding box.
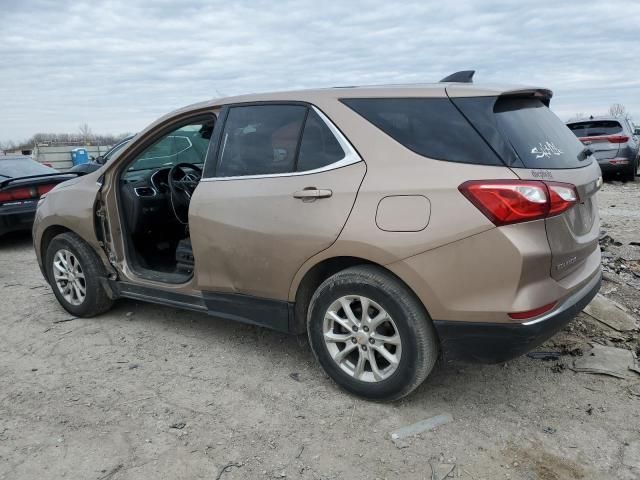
[1,181,639,480]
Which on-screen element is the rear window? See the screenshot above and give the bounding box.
[0,158,55,178]
[493,98,587,169]
[566,120,623,137]
[340,98,502,166]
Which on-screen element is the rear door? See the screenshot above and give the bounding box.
[189,103,366,300]
[566,120,623,161]
[449,93,601,281]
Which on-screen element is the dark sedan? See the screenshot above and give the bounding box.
[0,156,75,236]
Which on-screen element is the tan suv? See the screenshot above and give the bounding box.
[33,72,602,400]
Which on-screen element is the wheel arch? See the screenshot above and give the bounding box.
[290,255,429,335]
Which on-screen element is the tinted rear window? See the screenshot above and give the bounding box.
[566,120,623,137]
[493,98,587,169]
[0,158,55,178]
[341,98,502,166]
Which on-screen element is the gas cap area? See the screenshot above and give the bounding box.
[375,195,431,232]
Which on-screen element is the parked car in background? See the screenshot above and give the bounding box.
[0,156,74,236]
[33,73,602,400]
[566,116,639,181]
[69,135,135,174]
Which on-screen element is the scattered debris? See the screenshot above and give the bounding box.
[429,462,456,480]
[623,440,640,469]
[52,317,78,324]
[527,351,561,361]
[169,422,186,429]
[572,345,639,379]
[551,363,566,373]
[289,372,300,382]
[98,464,123,480]
[215,462,243,480]
[586,404,593,415]
[389,413,453,447]
[543,426,556,434]
[583,294,638,332]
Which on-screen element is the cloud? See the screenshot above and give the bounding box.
[0,0,638,142]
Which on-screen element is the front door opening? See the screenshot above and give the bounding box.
[117,117,215,283]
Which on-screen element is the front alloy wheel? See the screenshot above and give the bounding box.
[52,249,86,306]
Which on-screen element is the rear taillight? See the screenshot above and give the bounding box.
[37,184,56,196]
[578,135,629,144]
[607,135,629,143]
[0,187,33,203]
[0,184,56,203]
[459,180,579,226]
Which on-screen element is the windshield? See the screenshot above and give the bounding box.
[0,158,56,178]
[127,123,213,172]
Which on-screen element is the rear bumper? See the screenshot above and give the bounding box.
[0,201,37,236]
[433,269,601,363]
[598,158,633,174]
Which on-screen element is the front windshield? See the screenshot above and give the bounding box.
[127,122,214,172]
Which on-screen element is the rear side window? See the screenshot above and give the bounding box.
[217,105,307,177]
[493,98,587,169]
[297,110,345,172]
[340,97,502,166]
[566,120,623,137]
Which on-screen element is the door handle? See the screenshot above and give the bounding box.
[293,188,333,200]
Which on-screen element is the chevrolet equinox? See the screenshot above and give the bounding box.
[33,71,602,400]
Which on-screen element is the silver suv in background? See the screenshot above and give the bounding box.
[566,116,639,181]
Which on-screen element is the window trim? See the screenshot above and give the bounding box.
[201,104,361,182]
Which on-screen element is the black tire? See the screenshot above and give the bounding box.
[45,232,114,317]
[624,157,637,182]
[307,265,439,401]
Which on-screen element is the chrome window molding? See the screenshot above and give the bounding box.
[200,106,362,182]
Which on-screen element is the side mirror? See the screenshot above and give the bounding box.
[95,155,106,165]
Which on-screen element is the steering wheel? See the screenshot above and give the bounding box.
[168,163,202,223]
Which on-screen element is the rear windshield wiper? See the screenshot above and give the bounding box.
[580,147,593,161]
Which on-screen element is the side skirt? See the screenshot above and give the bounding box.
[112,281,293,333]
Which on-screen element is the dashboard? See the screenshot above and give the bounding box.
[120,167,175,234]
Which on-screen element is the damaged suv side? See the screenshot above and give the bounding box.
[33,72,601,400]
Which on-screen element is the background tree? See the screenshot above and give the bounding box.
[609,103,629,119]
[78,123,94,144]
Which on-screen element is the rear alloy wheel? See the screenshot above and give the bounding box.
[323,295,402,382]
[46,232,114,317]
[308,265,439,401]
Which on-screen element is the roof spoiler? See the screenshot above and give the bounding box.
[440,70,475,83]
[0,172,79,190]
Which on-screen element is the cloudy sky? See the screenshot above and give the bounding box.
[1,0,638,144]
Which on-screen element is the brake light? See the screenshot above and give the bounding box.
[37,184,55,196]
[0,187,33,203]
[607,135,629,143]
[459,180,579,226]
[508,301,556,320]
[0,184,56,203]
[578,135,628,144]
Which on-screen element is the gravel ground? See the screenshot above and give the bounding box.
[1,181,639,480]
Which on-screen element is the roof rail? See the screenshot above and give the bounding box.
[439,70,475,83]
